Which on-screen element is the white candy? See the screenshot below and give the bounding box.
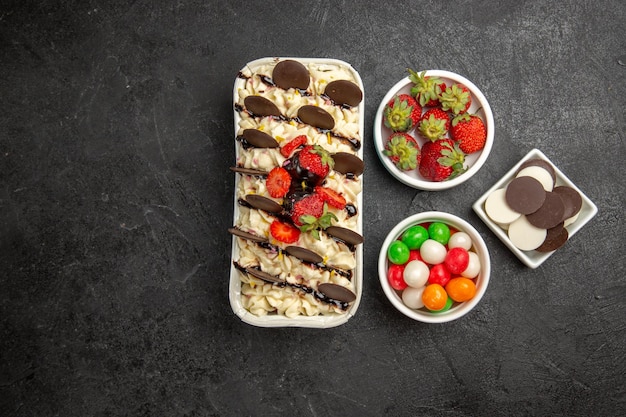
[403,260,429,288]
[402,286,425,310]
[420,239,447,265]
[448,232,473,251]
[461,251,481,278]
[485,188,521,225]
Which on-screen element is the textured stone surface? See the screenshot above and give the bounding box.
[1,1,625,416]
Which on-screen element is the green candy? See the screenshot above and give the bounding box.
[428,222,451,245]
[388,240,410,265]
[401,225,429,250]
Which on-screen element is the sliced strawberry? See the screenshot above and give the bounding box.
[266,166,291,198]
[315,186,347,209]
[280,135,308,158]
[269,220,300,243]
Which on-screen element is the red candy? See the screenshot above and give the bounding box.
[408,250,422,262]
[444,247,470,274]
[388,264,408,290]
[428,263,451,286]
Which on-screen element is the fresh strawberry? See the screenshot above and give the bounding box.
[280,134,307,158]
[298,202,338,240]
[383,94,422,132]
[266,166,291,198]
[450,113,487,154]
[290,193,325,226]
[315,186,347,209]
[383,132,420,171]
[419,139,466,182]
[418,108,451,142]
[269,220,300,243]
[287,145,334,186]
[439,83,472,115]
[407,69,447,107]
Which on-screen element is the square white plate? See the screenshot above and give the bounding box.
[229,57,364,327]
[472,148,598,269]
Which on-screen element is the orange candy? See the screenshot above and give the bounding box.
[445,277,477,302]
[422,283,448,311]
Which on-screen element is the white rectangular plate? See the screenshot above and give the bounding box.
[229,57,364,327]
[473,148,598,269]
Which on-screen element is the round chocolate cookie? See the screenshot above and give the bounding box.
[244,95,281,117]
[298,105,335,130]
[242,129,279,148]
[318,283,357,303]
[272,60,310,90]
[324,79,363,107]
[285,246,323,264]
[505,176,546,215]
[332,152,364,176]
[553,186,583,221]
[245,194,283,213]
[536,223,569,252]
[526,191,566,229]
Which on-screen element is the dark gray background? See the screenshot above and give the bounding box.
[1,1,625,416]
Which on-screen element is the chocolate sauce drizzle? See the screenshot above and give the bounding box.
[235,73,361,150]
[236,197,359,252]
[230,225,353,280]
[233,261,351,311]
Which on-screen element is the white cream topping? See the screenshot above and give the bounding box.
[233,59,362,318]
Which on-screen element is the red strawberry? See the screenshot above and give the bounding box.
[383,132,420,171]
[266,166,291,198]
[419,139,466,182]
[315,186,347,209]
[407,69,447,107]
[269,220,300,243]
[450,113,487,154]
[383,94,422,132]
[288,145,334,186]
[280,134,307,157]
[418,108,451,141]
[290,193,325,226]
[439,83,472,115]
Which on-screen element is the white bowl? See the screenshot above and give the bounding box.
[373,70,494,190]
[473,148,598,269]
[378,212,491,323]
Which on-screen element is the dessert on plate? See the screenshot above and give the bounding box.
[229,58,364,327]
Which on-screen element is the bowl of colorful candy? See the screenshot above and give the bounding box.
[373,69,494,191]
[378,211,491,323]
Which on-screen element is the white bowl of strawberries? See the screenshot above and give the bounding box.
[378,211,491,323]
[374,69,494,191]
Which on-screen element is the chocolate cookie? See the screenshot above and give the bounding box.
[553,186,582,221]
[526,191,566,229]
[505,176,546,215]
[272,60,310,90]
[536,223,569,252]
